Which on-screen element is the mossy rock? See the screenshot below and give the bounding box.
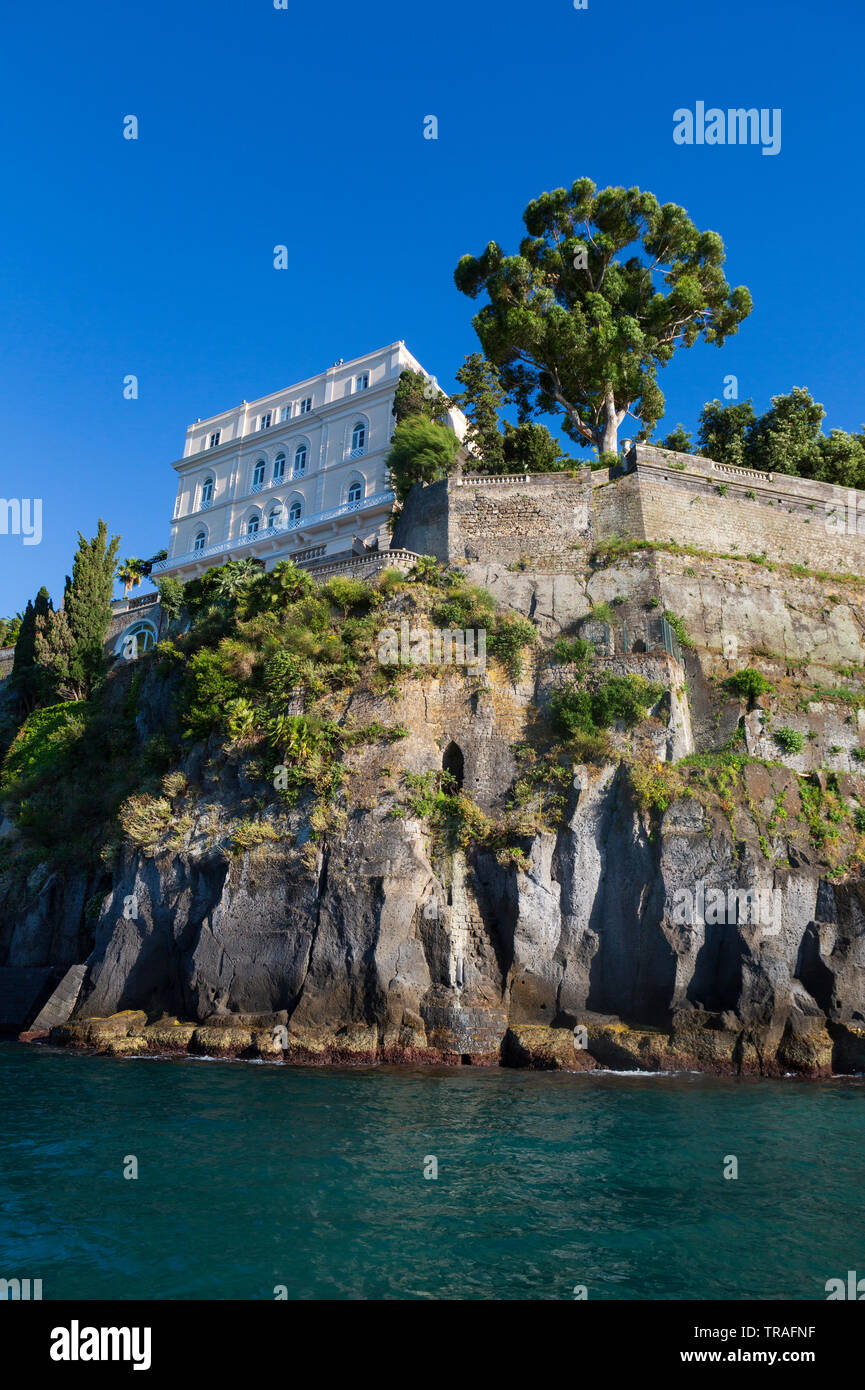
[669,1010,740,1064]
[504,1024,594,1070]
[249,1028,284,1059]
[143,1021,197,1052]
[104,1036,148,1057]
[190,1026,254,1056]
[52,1011,148,1048]
[332,1025,379,1055]
[202,1011,289,1030]
[280,1025,380,1064]
[776,1020,833,1075]
[584,1019,672,1070]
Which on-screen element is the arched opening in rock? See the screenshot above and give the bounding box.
[442,741,464,790]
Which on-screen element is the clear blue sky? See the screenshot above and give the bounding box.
[1,0,863,615]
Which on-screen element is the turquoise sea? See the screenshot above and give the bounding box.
[1,1040,863,1300]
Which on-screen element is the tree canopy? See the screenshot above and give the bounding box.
[682,388,865,488]
[0,614,22,652]
[454,177,752,456]
[392,368,449,427]
[385,416,461,503]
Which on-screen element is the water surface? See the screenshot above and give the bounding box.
[1,1041,862,1299]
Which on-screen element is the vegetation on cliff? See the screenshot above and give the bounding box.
[0,555,541,881]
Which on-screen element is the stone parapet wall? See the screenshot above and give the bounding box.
[449,472,594,572]
[622,445,865,574]
[394,472,596,572]
[303,549,419,581]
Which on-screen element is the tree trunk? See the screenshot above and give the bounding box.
[601,388,619,456]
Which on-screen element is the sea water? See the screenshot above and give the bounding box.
[1,1041,863,1300]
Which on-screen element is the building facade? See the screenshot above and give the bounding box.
[152,342,465,583]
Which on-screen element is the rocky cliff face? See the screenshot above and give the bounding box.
[4,543,865,1076]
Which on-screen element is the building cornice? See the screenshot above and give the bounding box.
[170,376,400,474]
[182,341,419,437]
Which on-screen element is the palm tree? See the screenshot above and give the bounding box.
[213,557,261,601]
[116,558,145,597]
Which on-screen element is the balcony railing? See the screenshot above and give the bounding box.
[349,446,366,460]
[155,490,394,573]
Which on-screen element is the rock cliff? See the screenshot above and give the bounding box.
[3,516,865,1076]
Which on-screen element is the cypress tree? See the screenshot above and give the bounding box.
[64,520,121,698]
[10,586,52,714]
[451,354,505,471]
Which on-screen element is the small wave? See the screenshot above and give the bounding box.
[589,1068,688,1077]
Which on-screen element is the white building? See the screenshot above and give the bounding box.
[152,342,465,582]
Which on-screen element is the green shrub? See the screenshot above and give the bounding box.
[225,697,258,740]
[589,601,613,624]
[376,568,407,596]
[628,755,683,813]
[0,703,86,797]
[662,610,694,649]
[551,674,664,739]
[774,727,806,754]
[322,576,376,616]
[118,792,173,849]
[230,819,281,853]
[724,668,773,700]
[410,555,444,585]
[552,636,594,668]
[488,615,536,679]
[183,646,244,740]
[431,583,495,631]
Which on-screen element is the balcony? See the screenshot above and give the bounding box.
[349,446,366,460]
[155,490,395,574]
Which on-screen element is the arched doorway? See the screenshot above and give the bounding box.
[442,741,464,790]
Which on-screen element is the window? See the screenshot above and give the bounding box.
[299,396,312,414]
[246,514,260,535]
[208,430,221,449]
[252,459,266,490]
[347,481,363,504]
[351,421,366,455]
[279,405,291,422]
[194,531,207,553]
[268,504,283,529]
[201,477,214,507]
[259,411,272,430]
[274,452,286,481]
[288,500,302,523]
[293,444,308,477]
[355,372,369,392]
